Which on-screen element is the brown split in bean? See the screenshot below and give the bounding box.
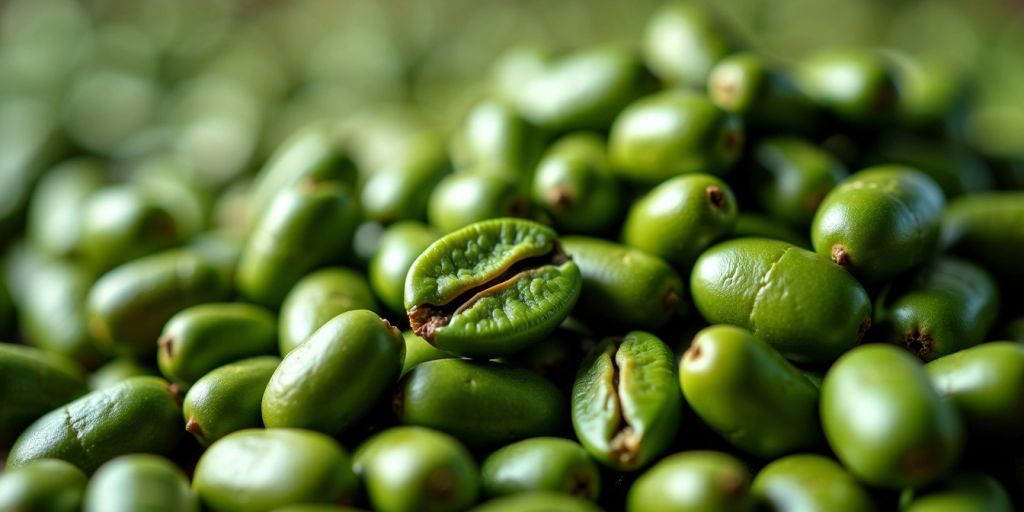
[408,244,570,341]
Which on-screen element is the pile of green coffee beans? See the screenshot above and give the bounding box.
[2,1,1024,511]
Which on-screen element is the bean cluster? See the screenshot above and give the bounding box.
[0,1,1022,512]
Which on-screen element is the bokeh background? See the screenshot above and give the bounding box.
[2,0,1024,245]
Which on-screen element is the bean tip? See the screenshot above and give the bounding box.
[426,467,456,499]
[831,244,851,266]
[185,417,204,438]
[408,305,446,342]
[547,186,574,210]
[684,340,704,363]
[706,186,727,211]
[158,334,176,359]
[168,383,184,406]
[718,471,746,498]
[662,287,680,314]
[568,470,595,499]
[904,329,934,360]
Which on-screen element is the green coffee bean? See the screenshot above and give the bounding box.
[369,222,439,315]
[26,158,105,258]
[84,454,198,512]
[248,124,356,230]
[626,451,753,512]
[748,137,847,227]
[562,236,684,329]
[797,48,896,123]
[821,344,963,489]
[752,454,872,512]
[79,185,183,272]
[811,165,945,283]
[87,249,231,359]
[396,358,565,447]
[0,458,88,512]
[452,98,539,180]
[183,356,279,446]
[279,268,378,355]
[354,426,480,512]
[236,180,360,307]
[941,191,1024,283]
[404,218,582,358]
[572,332,682,471]
[531,133,620,235]
[482,437,601,501]
[727,213,810,248]
[157,302,277,385]
[926,342,1024,444]
[874,258,999,361]
[900,472,1013,512]
[680,325,822,458]
[0,343,88,447]
[88,357,157,390]
[7,376,183,473]
[621,174,737,269]
[401,330,454,375]
[193,429,358,512]
[472,492,605,512]
[707,53,819,132]
[691,238,871,363]
[516,45,645,132]
[643,2,733,88]
[609,91,743,184]
[427,173,529,234]
[263,310,404,436]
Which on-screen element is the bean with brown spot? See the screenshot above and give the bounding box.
[680,325,822,458]
[622,173,737,270]
[354,426,479,512]
[874,257,999,361]
[626,451,754,512]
